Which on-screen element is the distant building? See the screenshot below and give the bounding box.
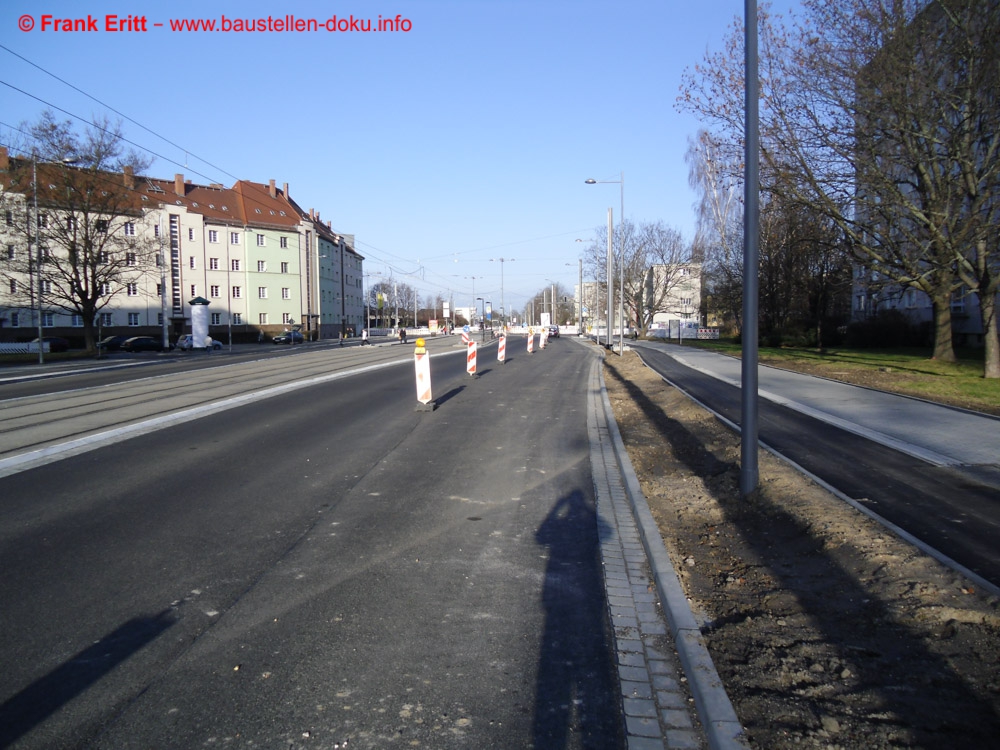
[0,147,364,344]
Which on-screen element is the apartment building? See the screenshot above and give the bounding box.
[0,147,364,345]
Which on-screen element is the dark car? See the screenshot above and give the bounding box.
[547,325,560,338]
[31,336,71,352]
[272,330,305,344]
[121,336,166,352]
[97,335,130,351]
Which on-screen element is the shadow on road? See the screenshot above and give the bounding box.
[0,609,176,747]
[533,488,623,749]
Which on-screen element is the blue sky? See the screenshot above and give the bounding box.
[0,0,798,316]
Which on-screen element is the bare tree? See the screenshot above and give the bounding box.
[1,111,157,352]
[581,219,694,335]
[677,0,1000,376]
[686,131,745,333]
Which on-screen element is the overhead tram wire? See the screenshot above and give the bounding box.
[1,55,584,290]
[0,86,225,188]
[0,43,239,183]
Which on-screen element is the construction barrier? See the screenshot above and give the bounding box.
[461,331,471,345]
[414,338,435,411]
[527,329,534,354]
[540,328,548,349]
[497,335,506,363]
[467,341,477,376]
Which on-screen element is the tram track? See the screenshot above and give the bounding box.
[0,344,439,464]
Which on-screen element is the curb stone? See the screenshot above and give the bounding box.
[590,355,749,750]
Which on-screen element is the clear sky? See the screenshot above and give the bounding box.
[0,0,798,317]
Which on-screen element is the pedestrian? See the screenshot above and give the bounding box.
[362,328,369,345]
[402,327,407,344]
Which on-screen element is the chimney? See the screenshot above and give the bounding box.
[283,182,289,198]
[269,179,276,199]
[309,208,315,220]
[123,165,135,189]
[0,146,8,171]
[174,173,185,197]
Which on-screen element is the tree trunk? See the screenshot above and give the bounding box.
[930,295,957,363]
[980,292,999,379]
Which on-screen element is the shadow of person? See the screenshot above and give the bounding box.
[533,489,621,748]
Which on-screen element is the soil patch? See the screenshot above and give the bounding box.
[603,350,1000,749]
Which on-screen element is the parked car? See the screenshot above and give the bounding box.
[97,335,130,351]
[31,336,70,352]
[272,330,305,344]
[176,334,223,351]
[121,336,166,352]
[546,325,560,338]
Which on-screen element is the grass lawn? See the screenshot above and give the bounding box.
[681,340,1000,416]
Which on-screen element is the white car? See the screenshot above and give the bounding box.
[176,334,223,350]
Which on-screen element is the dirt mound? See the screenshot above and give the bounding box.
[603,351,1000,749]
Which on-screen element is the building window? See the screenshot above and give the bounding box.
[126,252,137,266]
[190,285,197,297]
[257,260,267,272]
[41,280,52,294]
[100,312,112,326]
[210,285,220,297]
[230,232,241,245]
[71,314,83,327]
[156,283,163,297]
[157,313,164,325]
[211,313,221,325]
[124,222,135,236]
[154,224,160,237]
[231,259,241,272]
[6,245,13,260]
[282,312,292,324]
[188,228,194,241]
[281,287,290,300]
[94,219,108,234]
[127,283,138,296]
[128,313,140,326]
[232,286,242,299]
[8,279,16,294]
[208,230,219,243]
[233,312,243,325]
[42,312,54,327]
[37,213,48,228]
[10,312,20,327]
[258,287,268,299]
[189,256,196,269]
[100,282,110,296]
[256,234,266,247]
[98,250,109,263]
[281,262,288,273]
[209,257,219,270]
[4,210,12,226]
[280,236,288,249]
[259,313,268,325]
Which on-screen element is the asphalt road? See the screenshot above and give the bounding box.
[0,337,624,749]
[631,342,1000,591]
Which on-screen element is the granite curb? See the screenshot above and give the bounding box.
[593,357,749,750]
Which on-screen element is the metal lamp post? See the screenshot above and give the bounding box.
[32,156,44,364]
[490,257,513,333]
[585,172,624,354]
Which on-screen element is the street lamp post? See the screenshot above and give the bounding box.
[476,297,488,342]
[585,171,624,354]
[490,257,513,333]
[32,156,43,364]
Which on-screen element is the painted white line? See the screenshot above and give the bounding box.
[0,359,407,479]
